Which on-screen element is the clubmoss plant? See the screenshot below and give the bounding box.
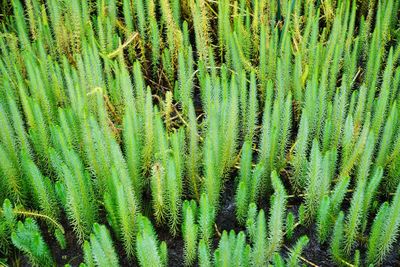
[1,0,400,265]
[86,223,119,267]
[287,236,309,267]
[136,215,167,267]
[182,200,198,266]
[11,218,53,267]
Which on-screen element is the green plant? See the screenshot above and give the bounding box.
[0,199,15,255]
[329,176,350,216]
[198,193,215,248]
[367,202,389,265]
[21,154,59,225]
[330,211,345,265]
[273,253,285,267]
[244,71,258,141]
[266,170,287,260]
[235,141,252,224]
[214,230,250,267]
[198,239,211,267]
[290,111,310,192]
[303,140,324,223]
[0,103,25,204]
[136,215,167,267]
[362,167,383,232]
[182,200,198,266]
[287,236,309,267]
[49,145,97,242]
[317,195,331,243]
[186,100,201,200]
[344,131,375,255]
[367,181,400,264]
[245,202,258,243]
[11,218,53,267]
[285,212,295,240]
[251,209,267,266]
[1,0,400,265]
[85,223,119,267]
[122,88,144,198]
[166,157,182,236]
[104,168,138,258]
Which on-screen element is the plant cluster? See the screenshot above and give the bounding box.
[0,0,400,266]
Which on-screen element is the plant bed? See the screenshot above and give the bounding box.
[1,0,400,266]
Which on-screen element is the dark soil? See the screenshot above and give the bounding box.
[157,226,185,267]
[49,227,83,267]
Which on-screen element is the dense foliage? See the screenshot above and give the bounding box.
[0,0,400,266]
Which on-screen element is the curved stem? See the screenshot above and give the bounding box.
[1,208,65,234]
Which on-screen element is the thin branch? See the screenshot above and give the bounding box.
[5,209,66,234]
[107,32,139,59]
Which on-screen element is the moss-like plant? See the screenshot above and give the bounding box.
[235,141,252,224]
[344,177,366,255]
[198,193,215,248]
[104,169,138,258]
[178,48,194,114]
[136,215,167,267]
[285,212,295,240]
[330,211,345,265]
[286,236,309,267]
[21,154,59,225]
[1,0,400,265]
[182,200,198,266]
[49,145,97,242]
[151,162,167,224]
[235,181,249,225]
[367,181,400,264]
[11,218,53,267]
[214,230,250,267]
[86,223,119,267]
[166,157,182,236]
[198,239,211,267]
[123,102,144,199]
[367,202,389,265]
[251,209,267,266]
[244,71,258,141]
[0,199,16,255]
[290,111,310,192]
[317,195,331,243]
[266,171,287,260]
[329,176,350,216]
[186,100,201,200]
[362,167,383,232]
[0,103,25,204]
[245,203,258,243]
[303,139,323,224]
